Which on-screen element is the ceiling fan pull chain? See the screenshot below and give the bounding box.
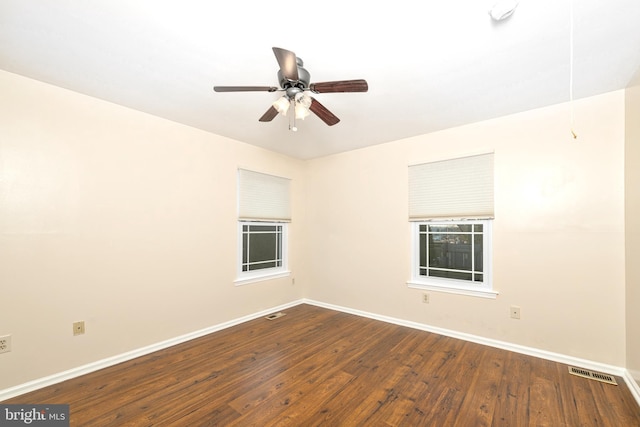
[289,98,298,132]
[569,0,577,140]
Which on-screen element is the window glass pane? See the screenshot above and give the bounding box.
[474,273,483,282]
[248,232,277,263]
[429,234,472,271]
[428,224,460,233]
[428,234,446,268]
[277,227,282,254]
[474,233,483,272]
[419,232,427,268]
[248,225,278,232]
[457,224,472,233]
[249,261,277,271]
[430,270,473,281]
[242,233,248,264]
[474,224,483,232]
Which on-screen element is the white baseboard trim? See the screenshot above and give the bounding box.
[0,300,303,402]
[624,370,640,404]
[3,298,639,409]
[302,299,640,408]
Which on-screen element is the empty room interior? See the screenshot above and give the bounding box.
[2,0,640,425]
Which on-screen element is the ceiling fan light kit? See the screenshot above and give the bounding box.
[273,96,290,115]
[294,93,312,120]
[214,47,368,131]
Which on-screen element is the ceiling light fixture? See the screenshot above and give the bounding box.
[294,93,312,120]
[272,96,290,115]
[273,90,313,131]
[489,0,519,21]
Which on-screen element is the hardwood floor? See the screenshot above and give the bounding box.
[5,304,640,426]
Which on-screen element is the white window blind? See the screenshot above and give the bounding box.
[408,153,494,220]
[238,169,291,222]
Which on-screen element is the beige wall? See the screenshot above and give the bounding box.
[0,68,632,392]
[0,70,306,390]
[305,91,627,366]
[626,74,640,384]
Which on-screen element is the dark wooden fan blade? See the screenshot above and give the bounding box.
[214,86,278,92]
[309,79,368,93]
[272,47,299,81]
[309,97,340,126]
[259,105,279,122]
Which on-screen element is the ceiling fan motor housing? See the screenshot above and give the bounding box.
[278,61,310,90]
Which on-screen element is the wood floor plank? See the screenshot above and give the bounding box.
[451,345,506,426]
[491,349,533,426]
[4,304,639,426]
[261,370,355,427]
[348,329,446,425]
[588,375,640,427]
[528,362,567,426]
[306,328,426,424]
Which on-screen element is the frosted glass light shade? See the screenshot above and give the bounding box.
[273,96,290,115]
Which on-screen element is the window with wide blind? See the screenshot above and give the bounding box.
[407,153,497,298]
[236,169,290,285]
[408,153,494,220]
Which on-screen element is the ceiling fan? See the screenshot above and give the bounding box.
[213,47,368,129]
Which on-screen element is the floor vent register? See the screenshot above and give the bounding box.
[568,366,617,385]
[265,312,286,321]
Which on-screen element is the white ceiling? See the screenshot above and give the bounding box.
[1,1,639,160]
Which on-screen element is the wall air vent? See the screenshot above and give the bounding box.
[265,312,286,321]
[568,366,617,385]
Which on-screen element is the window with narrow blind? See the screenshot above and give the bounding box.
[236,169,290,285]
[407,153,497,298]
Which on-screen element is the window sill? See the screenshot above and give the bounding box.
[407,280,498,299]
[234,270,290,286]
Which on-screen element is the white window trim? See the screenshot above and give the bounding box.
[407,220,497,299]
[234,221,290,286]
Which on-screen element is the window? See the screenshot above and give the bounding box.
[407,153,496,298]
[410,220,494,297]
[241,222,285,273]
[236,169,290,285]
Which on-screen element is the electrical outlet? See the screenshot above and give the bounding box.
[0,335,11,354]
[510,306,521,319]
[73,321,85,336]
[422,293,430,304]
